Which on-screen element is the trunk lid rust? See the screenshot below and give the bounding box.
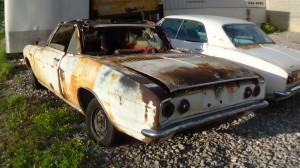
[106,54,259,92]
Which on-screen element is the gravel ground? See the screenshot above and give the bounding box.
[269,32,300,50]
[6,32,300,167]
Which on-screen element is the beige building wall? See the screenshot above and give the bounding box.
[266,0,300,32]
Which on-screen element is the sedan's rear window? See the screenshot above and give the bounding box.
[223,24,273,46]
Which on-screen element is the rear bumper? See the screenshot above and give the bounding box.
[274,85,300,98]
[141,100,268,139]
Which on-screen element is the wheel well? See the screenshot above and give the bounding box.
[78,88,96,114]
[25,58,31,68]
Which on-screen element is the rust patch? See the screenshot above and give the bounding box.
[59,68,68,99]
[62,57,103,107]
[224,82,239,93]
[139,84,161,130]
[236,44,261,50]
[118,96,123,106]
[157,63,243,87]
[49,83,54,90]
[144,106,148,122]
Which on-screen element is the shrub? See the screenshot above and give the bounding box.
[261,22,284,34]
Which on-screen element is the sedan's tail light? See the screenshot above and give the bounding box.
[162,101,174,118]
[287,73,296,84]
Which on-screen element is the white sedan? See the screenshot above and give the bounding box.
[158,15,300,101]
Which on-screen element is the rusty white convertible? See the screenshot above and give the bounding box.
[23,20,268,146]
[158,15,300,101]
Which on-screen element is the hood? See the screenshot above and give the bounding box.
[239,44,300,72]
[109,54,259,92]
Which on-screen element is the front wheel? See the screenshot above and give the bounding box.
[86,98,119,146]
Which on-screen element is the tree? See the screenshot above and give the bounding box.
[0,0,3,22]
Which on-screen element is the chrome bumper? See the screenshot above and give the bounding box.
[141,100,268,139]
[274,85,300,97]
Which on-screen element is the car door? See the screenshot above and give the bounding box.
[58,27,83,105]
[32,25,75,96]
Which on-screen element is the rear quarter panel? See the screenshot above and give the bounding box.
[59,55,165,143]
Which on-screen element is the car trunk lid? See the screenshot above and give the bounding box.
[110,53,259,92]
[240,44,300,72]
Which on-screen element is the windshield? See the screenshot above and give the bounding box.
[223,24,274,46]
[83,26,171,55]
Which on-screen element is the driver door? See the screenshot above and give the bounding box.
[32,25,75,96]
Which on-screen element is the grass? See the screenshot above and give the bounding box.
[0,29,14,81]
[0,29,104,167]
[0,93,98,167]
[0,28,4,40]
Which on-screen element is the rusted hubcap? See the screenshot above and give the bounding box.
[93,109,107,137]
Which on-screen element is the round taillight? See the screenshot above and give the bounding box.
[162,101,174,118]
[253,85,260,97]
[178,99,190,114]
[244,87,253,98]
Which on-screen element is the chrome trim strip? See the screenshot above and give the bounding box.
[141,100,268,139]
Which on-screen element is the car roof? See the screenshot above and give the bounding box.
[163,15,254,26]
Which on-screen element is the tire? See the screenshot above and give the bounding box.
[86,98,119,146]
[30,69,45,90]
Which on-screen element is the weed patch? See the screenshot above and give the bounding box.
[0,29,4,40]
[0,93,98,167]
[14,74,25,86]
[0,47,14,81]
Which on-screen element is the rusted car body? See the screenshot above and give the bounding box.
[23,20,268,146]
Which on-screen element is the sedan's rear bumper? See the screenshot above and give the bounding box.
[274,85,300,98]
[141,100,268,139]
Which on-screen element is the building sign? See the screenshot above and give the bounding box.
[245,0,265,8]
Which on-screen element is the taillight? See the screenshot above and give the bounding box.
[177,99,190,114]
[162,101,174,118]
[244,87,253,98]
[253,85,260,97]
[287,73,296,84]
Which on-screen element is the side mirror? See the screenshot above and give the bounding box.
[36,40,47,47]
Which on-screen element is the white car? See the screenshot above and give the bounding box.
[158,15,300,101]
